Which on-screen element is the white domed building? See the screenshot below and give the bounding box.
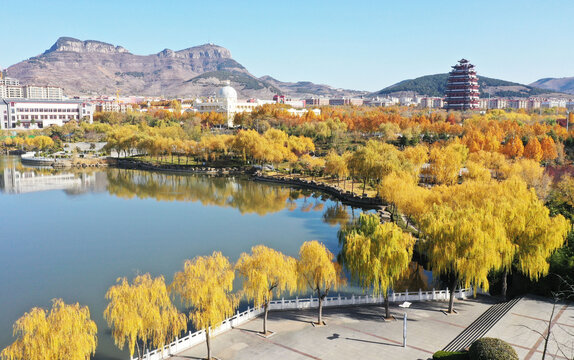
[192,80,273,127]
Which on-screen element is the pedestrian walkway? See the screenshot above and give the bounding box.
[483,296,574,360]
[172,297,494,360]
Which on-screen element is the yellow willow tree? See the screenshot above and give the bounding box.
[496,178,570,297]
[103,274,186,360]
[297,241,344,325]
[419,201,511,313]
[340,213,415,319]
[171,252,238,360]
[1,299,97,360]
[236,245,297,335]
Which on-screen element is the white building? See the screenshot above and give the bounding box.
[0,99,94,130]
[193,82,273,127]
[24,86,64,101]
[0,73,64,100]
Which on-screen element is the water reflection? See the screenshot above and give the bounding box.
[105,169,334,216]
[0,163,97,194]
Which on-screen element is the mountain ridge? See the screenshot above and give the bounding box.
[375,73,566,98]
[6,37,363,99]
[530,77,574,95]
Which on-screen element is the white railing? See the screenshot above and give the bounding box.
[133,287,472,360]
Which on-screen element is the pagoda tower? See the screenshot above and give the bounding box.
[444,59,480,111]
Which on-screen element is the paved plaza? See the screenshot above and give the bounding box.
[173,297,495,360]
[171,295,573,360]
[485,295,574,360]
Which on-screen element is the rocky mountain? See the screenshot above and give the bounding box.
[530,77,574,95]
[6,37,363,99]
[259,76,368,98]
[375,73,566,98]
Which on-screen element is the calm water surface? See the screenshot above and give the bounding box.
[0,156,430,360]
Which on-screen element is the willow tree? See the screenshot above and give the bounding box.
[496,178,570,297]
[1,299,97,360]
[104,274,186,360]
[236,245,297,335]
[340,213,415,319]
[419,202,510,313]
[297,241,344,325]
[171,252,238,360]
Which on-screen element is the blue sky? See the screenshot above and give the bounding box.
[1,0,572,91]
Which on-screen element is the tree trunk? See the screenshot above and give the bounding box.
[318,292,324,325]
[384,293,390,319]
[501,268,508,299]
[263,301,269,334]
[206,327,211,360]
[362,178,367,196]
[448,275,458,313]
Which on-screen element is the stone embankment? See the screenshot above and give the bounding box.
[111,158,247,175]
[53,158,108,169]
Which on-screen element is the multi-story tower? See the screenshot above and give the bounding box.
[444,59,480,111]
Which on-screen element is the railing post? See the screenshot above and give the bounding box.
[419,289,422,301]
[352,294,355,305]
[446,288,449,301]
[282,297,285,310]
[406,289,409,301]
[338,294,341,306]
[310,295,313,307]
[432,288,436,300]
[392,291,396,302]
[296,296,299,308]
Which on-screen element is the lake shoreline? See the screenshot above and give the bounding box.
[110,157,390,216]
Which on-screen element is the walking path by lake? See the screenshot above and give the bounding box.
[172,298,494,360]
[170,296,573,360]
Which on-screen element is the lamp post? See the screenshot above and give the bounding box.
[399,301,412,348]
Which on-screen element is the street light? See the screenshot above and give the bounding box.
[398,301,412,347]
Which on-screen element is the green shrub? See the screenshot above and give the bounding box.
[468,338,518,360]
[433,350,469,359]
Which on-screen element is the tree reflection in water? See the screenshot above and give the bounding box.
[105,169,335,217]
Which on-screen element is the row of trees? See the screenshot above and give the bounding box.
[380,161,570,310]
[104,125,316,166]
[1,241,344,360]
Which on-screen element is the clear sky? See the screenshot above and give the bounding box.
[1,0,572,91]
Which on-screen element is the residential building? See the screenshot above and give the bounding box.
[329,98,364,106]
[94,101,133,113]
[305,98,330,106]
[420,97,444,109]
[24,86,64,101]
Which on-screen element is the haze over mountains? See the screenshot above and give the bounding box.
[6,37,365,99]
[530,77,574,95]
[5,37,571,99]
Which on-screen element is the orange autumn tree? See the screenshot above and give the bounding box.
[523,137,543,162]
[540,136,558,162]
[502,136,524,159]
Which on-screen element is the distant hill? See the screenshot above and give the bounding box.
[530,77,574,95]
[6,37,364,99]
[374,73,563,98]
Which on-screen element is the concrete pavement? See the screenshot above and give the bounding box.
[172,297,495,360]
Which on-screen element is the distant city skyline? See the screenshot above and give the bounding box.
[1,0,572,92]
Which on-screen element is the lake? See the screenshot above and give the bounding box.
[0,156,430,360]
